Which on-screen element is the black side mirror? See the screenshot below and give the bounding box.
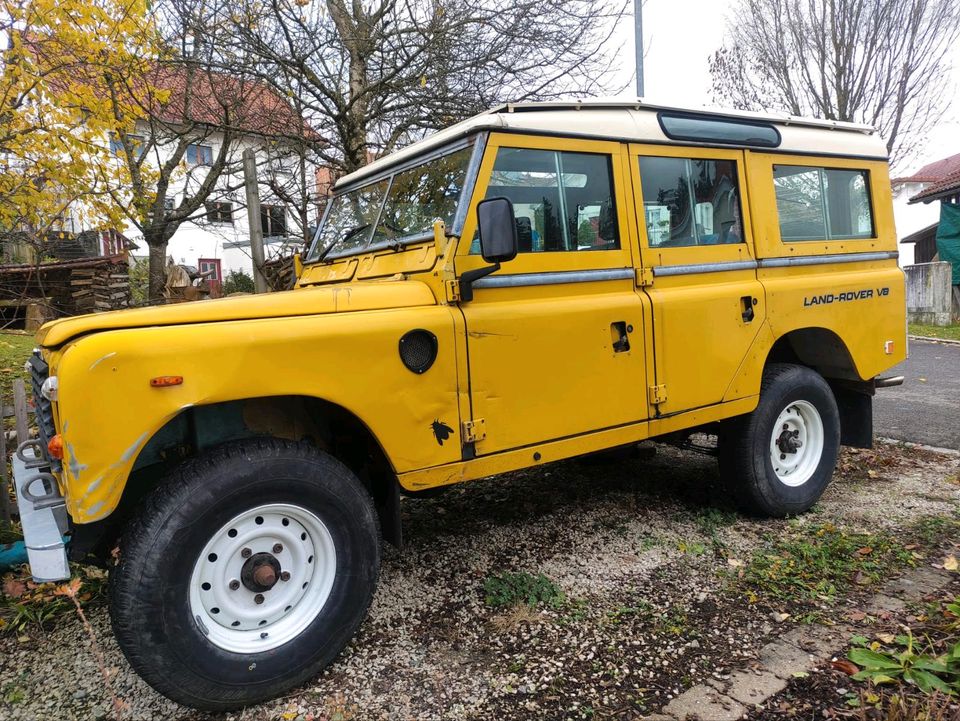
[477,197,518,263]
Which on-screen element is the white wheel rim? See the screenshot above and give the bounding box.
[769,400,824,488]
[188,503,337,653]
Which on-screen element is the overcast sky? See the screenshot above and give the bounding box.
[606,0,960,173]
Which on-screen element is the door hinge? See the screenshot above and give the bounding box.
[462,418,486,443]
[636,267,654,287]
[445,279,461,302]
[648,384,667,405]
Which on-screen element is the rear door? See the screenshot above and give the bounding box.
[627,144,765,416]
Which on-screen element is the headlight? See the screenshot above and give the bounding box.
[40,376,58,402]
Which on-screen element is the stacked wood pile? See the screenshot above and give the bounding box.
[263,255,298,291]
[70,264,132,313]
[0,254,132,328]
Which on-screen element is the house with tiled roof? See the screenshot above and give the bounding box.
[891,152,960,265]
[39,61,325,293]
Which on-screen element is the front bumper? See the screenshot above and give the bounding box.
[13,440,70,582]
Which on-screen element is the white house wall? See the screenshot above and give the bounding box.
[892,181,941,267]
[109,124,317,276]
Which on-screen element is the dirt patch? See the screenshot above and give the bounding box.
[1,443,958,721]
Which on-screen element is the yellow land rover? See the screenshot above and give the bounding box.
[14,101,905,710]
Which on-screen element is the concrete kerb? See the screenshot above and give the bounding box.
[909,334,960,346]
[876,437,960,457]
[652,564,956,719]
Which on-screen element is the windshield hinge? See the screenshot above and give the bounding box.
[445,279,461,303]
[648,384,667,405]
[462,418,486,443]
[636,268,654,287]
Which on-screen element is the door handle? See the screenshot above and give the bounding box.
[740,296,756,323]
[611,321,631,352]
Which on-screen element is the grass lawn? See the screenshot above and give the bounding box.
[909,322,960,341]
[0,331,36,402]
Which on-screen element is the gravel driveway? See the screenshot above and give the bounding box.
[2,441,958,721]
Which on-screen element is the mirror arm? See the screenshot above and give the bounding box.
[458,262,501,303]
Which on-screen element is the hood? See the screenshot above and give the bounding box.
[38,280,437,348]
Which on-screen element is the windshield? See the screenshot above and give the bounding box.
[310,145,474,261]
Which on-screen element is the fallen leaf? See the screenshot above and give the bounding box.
[857,546,873,555]
[831,659,859,675]
[867,470,877,478]
[944,555,958,571]
[847,610,866,621]
[876,633,895,643]
[2,579,26,599]
[727,558,744,567]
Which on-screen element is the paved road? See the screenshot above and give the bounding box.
[874,339,960,450]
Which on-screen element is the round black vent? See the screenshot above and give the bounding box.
[399,330,438,374]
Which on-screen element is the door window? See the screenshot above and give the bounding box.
[474,148,619,253]
[637,156,743,247]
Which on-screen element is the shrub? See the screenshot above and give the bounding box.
[222,269,255,295]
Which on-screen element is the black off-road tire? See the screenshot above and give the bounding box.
[110,439,380,711]
[718,363,841,517]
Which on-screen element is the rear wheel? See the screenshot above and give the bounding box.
[110,439,380,711]
[718,364,840,516]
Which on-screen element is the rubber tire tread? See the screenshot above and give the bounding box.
[718,363,841,517]
[109,438,380,711]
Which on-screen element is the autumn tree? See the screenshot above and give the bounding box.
[222,0,628,176]
[98,0,320,300]
[709,0,960,165]
[0,0,159,259]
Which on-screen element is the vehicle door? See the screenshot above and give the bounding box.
[627,144,766,416]
[456,135,650,455]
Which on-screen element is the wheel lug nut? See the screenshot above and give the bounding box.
[241,548,252,559]
[780,453,786,460]
[783,424,789,430]
[280,571,291,582]
[254,593,265,604]
[273,543,283,554]
[229,579,240,591]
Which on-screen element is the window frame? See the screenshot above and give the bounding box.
[186,143,214,166]
[636,154,747,250]
[771,164,876,243]
[260,204,288,239]
[628,143,757,270]
[745,152,888,260]
[204,201,234,225]
[475,146,622,255]
[109,133,145,159]
[455,133,635,277]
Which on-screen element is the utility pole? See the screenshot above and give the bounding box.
[242,148,269,294]
[635,0,645,98]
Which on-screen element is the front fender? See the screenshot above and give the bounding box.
[51,306,461,523]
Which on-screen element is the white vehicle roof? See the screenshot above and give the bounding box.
[336,100,887,190]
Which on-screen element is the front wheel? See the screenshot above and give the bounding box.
[718,364,841,516]
[110,439,380,711]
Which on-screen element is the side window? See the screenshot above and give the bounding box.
[773,166,874,241]
[475,148,619,253]
[637,156,743,248]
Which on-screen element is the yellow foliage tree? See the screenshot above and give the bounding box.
[0,0,162,261]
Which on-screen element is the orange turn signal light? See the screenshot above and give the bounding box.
[48,434,64,460]
[150,376,183,388]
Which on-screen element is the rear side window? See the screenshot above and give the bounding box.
[476,148,619,253]
[637,156,744,248]
[773,166,874,241]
